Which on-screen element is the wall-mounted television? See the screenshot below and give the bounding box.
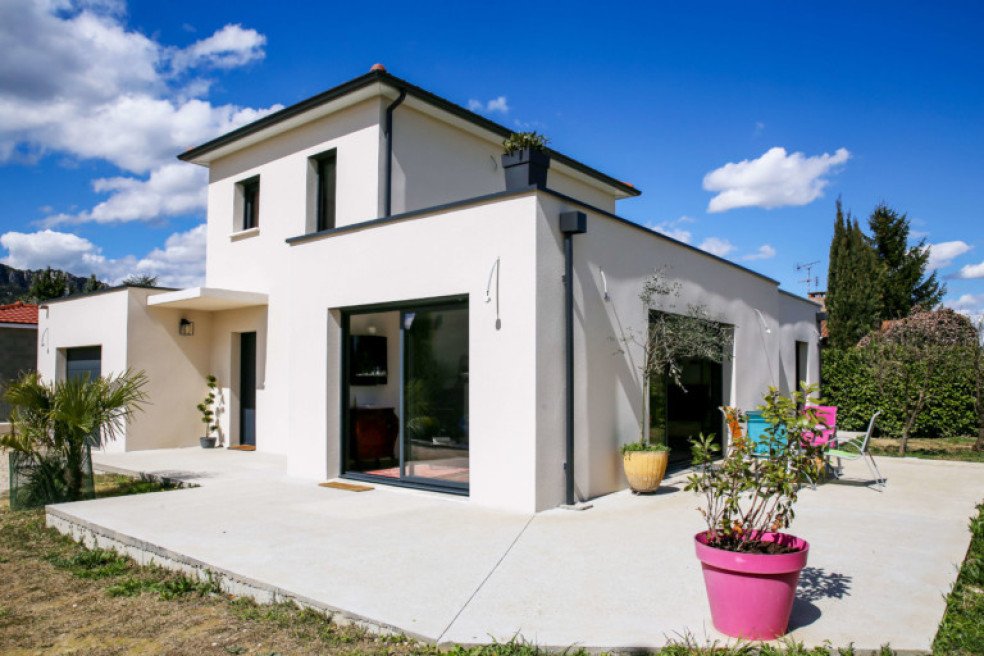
[349,335,387,385]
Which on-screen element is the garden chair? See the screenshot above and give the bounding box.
[744,410,815,489]
[826,410,885,488]
[803,405,837,447]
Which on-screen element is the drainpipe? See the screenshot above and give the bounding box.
[383,88,407,218]
[560,211,587,506]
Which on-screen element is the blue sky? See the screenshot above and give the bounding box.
[1,1,981,314]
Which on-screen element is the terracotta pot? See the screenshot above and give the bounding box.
[622,450,669,493]
[694,531,809,640]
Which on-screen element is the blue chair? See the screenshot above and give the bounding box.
[745,411,776,457]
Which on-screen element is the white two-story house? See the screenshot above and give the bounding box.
[38,65,821,513]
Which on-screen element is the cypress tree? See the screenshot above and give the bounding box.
[826,202,884,349]
[868,204,945,318]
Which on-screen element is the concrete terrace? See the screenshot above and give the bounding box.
[46,448,984,653]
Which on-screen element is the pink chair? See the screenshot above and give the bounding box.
[803,405,837,446]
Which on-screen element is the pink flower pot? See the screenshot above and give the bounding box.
[694,531,809,640]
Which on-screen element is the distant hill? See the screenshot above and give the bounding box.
[0,263,98,304]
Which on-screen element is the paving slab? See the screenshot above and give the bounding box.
[45,448,984,652]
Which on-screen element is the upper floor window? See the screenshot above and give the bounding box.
[310,150,337,232]
[237,176,260,231]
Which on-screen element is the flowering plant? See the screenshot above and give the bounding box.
[685,385,825,553]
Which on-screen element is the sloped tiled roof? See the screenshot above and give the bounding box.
[0,301,39,325]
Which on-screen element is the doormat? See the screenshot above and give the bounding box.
[228,445,256,451]
[319,481,374,492]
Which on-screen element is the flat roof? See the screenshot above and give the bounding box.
[146,287,268,311]
[178,69,640,199]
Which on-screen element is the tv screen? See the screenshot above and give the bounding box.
[350,335,387,385]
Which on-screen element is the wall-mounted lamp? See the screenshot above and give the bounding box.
[179,318,195,336]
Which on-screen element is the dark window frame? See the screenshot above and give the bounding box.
[238,175,260,231]
[311,149,337,232]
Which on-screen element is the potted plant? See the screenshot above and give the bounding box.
[501,131,550,191]
[618,268,732,493]
[686,386,824,640]
[197,374,219,448]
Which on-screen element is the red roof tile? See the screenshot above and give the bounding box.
[0,301,38,325]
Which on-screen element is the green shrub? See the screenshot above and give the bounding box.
[822,347,976,437]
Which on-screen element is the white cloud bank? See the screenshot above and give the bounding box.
[924,240,972,270]
[0,0,281,225]
[703,146,850,213]
[699,237,736,257]
[0,224,207,288]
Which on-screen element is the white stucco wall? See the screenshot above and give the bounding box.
[283,194,541,511]
[37,287,214,453]
[532,194,821,509]
[125,289,212,451]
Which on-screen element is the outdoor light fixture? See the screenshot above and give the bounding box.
[179,318,195,336]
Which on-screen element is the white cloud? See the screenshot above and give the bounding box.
[43,163,207,225]
[957,260,984,279]
[703,146,850,213]
[0,224,206,287]
[699,237,736,257]
[650,216,694,243]
[467,95,509,115]
[742,244,777,261]
[170,24,266,72]
[924,240,972,270]
[0,0,280,226]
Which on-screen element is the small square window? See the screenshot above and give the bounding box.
[238,176,260,230]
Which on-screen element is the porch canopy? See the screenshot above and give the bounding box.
[146,287,268,311]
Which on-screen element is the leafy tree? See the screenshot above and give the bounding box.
[1,370,148,506]
[861,308,977,454]
[122,274,158,287]
[27,267,68,302]
[825,201,883,349]
[618,266,733,451]
[82,274,106,293]
[868,204,944,318]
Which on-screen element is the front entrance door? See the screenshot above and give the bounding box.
[239,332,257,446]
[66,346,101,381]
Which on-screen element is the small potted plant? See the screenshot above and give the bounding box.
[501,131,550,191]
[197,374,219,448]
[618,268,732,493]
[686,386,824,640]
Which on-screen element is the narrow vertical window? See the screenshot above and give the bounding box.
[313,150,337,231]
[239,176,260,230]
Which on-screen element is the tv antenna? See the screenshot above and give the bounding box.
[796,261,820,295]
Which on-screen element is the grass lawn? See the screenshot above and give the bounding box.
[869,436,984,462]
[0,473,980,655]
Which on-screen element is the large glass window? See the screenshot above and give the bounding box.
[342,299,469,493]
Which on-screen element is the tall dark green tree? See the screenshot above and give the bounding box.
[826,200,884,349]
[82,274,106,293]
[868,204,944,318]
[26,267,68,302]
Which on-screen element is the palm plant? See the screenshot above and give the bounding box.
[1,370,148,507]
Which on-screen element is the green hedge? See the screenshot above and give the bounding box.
[821,347,977,438]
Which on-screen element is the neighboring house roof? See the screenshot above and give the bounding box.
[0,301,38,325]
[178,67,641,199]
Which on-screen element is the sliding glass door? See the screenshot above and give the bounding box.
[342,298,469,493]
[402,304,469,488]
